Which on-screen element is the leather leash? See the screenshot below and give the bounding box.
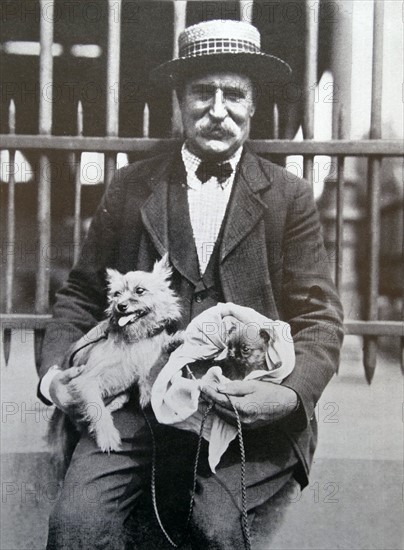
[68,331,108,367]
[143,396,252,549]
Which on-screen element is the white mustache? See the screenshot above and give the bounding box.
[197,118,238,138]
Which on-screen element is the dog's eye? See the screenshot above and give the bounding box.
[113,291,121,298]
[136,287,145,295]
[241,344,250,353]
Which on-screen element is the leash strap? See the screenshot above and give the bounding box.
[225,395,252,550]
[143,402,214,548]
[68,331,108,368]
[144,395,251,550]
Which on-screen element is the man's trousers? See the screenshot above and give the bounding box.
[46,397,299,550]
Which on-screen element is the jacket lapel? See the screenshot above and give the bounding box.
[219,147,280,317]
[140,150,201,285]
[167,160,201,285]
[220,147,273,261]
[140,159,170,258]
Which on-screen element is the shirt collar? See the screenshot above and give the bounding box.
[181,143,243,188]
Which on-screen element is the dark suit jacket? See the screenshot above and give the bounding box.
[40,145,344,487]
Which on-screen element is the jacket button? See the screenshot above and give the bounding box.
[195,295,202,303]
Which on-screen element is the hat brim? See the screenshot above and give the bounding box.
[150,52,292,87]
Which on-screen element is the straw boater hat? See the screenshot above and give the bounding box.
[151,19,292,86]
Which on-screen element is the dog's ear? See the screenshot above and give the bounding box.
[227,323,237,335]
[259,327,275,344]
[153,253,172,281]
[105,268,123,287]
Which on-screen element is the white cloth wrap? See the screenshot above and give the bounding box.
[151,303,295,472]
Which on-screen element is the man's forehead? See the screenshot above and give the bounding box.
[186,71,253,88]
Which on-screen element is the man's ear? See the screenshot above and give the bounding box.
[153,253,172,281]
[249,100,256,118]
[175,89,182,103]
[248,81,257,117]
[174,80,185,103]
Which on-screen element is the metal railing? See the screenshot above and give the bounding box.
[1,0,403,382]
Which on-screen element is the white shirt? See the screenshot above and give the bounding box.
[181,144,242,274]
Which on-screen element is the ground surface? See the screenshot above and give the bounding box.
[1,332,403,549]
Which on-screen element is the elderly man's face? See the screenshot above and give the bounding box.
[179,72,256,160]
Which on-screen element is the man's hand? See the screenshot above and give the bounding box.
[49,367,130,423]
[201,380,298,429]
[49,366,86,421]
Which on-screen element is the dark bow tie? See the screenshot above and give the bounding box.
[195,161,233,184]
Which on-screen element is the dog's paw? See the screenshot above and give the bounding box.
[67,365,85,379]
[165,332,185,353]
[139,388,151,409]
[106,393,130,413]
[95,425,122,453]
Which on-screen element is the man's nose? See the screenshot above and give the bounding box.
[209,89,227,121]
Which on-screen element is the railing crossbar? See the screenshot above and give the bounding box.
[0,136,402,156]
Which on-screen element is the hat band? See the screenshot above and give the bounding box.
[179,38,260,59]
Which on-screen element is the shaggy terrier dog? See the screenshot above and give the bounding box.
[48,255,183,463]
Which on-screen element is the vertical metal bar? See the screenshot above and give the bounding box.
[335,106,347,292]
[38,1,54,137]
[400,207,404,374]
[143,103,150,138]
[106,0,122,185]
[334,106,347,375]
[363,0,384,384]
[330,0,353,143]
[273,103,279,140]
[3,327,12,366]
[171,0,187,137]
[302,0,319,185]
[73,101,83,265]
[36,0,54,314]
[364,160,381,383]
[303,155,314,186]
[34,328,46,371]
[6,100,16,313]
[401,205,404,374]
[369,2,384,141]
[240,0,253,23]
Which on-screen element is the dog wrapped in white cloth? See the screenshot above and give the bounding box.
[151,303,295,472]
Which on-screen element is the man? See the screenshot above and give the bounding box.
[39,20,343,549]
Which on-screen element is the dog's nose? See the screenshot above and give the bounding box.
[117,303,128,313]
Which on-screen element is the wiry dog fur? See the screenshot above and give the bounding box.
[48,255,183,469]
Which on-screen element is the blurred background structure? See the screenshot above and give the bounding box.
[1,1,403,548]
